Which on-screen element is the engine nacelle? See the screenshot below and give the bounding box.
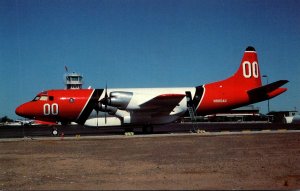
[107,91,133,109]
[96,103,117,115]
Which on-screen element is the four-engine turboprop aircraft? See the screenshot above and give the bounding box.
[16,47,288,130]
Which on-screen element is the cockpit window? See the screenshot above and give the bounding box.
[32,95,48,101]
[40,96,48,101]
[33,96,40,101]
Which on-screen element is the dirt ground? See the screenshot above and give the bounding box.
[0,131,300,190]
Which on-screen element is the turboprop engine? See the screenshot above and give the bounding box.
[103,91,133,110]
[95,91,133,122]
[95,103,117,115]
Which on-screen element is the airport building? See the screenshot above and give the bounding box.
[182,105,267,122]
[204,105,264,122]
[64,72,83,89]
[182,106,299,124]
[267,110,298,123]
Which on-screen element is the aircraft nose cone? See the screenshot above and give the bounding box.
[15,105,25,117]
[15,104,30,118]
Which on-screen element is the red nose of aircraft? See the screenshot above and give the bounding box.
[15,104,24,117]
[15,103,31,118]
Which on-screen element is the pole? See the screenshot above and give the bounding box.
[262,75,270,114]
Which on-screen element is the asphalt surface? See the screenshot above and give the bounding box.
[1,122,300,138]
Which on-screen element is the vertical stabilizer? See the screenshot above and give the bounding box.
[196,46,264,114]
[229,46,262,90]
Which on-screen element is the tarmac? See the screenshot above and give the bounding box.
[0,126,299,190]
[1,122,300,138]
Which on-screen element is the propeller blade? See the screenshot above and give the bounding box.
[105,83,108,124]
[105,84,108,100]
[95,90,100,128]
[96,110,99,127]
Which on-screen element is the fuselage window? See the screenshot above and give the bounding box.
[49,96,54,101]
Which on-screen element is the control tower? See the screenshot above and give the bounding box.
[64,72,83,89]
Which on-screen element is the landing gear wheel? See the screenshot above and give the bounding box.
[53,129,58,136]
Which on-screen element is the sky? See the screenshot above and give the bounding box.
[1,0,300,119]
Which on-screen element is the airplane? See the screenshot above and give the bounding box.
[15,46,288,133]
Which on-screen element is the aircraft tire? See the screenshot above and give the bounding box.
[52,129,58,136]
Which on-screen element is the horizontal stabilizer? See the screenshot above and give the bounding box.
[247,80,288,102]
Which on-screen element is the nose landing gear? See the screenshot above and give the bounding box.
[52,128,58,136]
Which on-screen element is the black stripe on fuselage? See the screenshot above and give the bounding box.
[192,85,204,109]
[76,89,104,125]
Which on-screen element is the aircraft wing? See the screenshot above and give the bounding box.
[138,94,186,114]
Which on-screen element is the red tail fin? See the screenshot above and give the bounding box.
[229,46,262,90]
[196,46,288,115]
[197,47,264,114]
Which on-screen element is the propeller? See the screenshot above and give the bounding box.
[95,86,108,127]
[94,83,110,126]
[96,90,100,127]
[104,83,108,124]
[96,109,99,127]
